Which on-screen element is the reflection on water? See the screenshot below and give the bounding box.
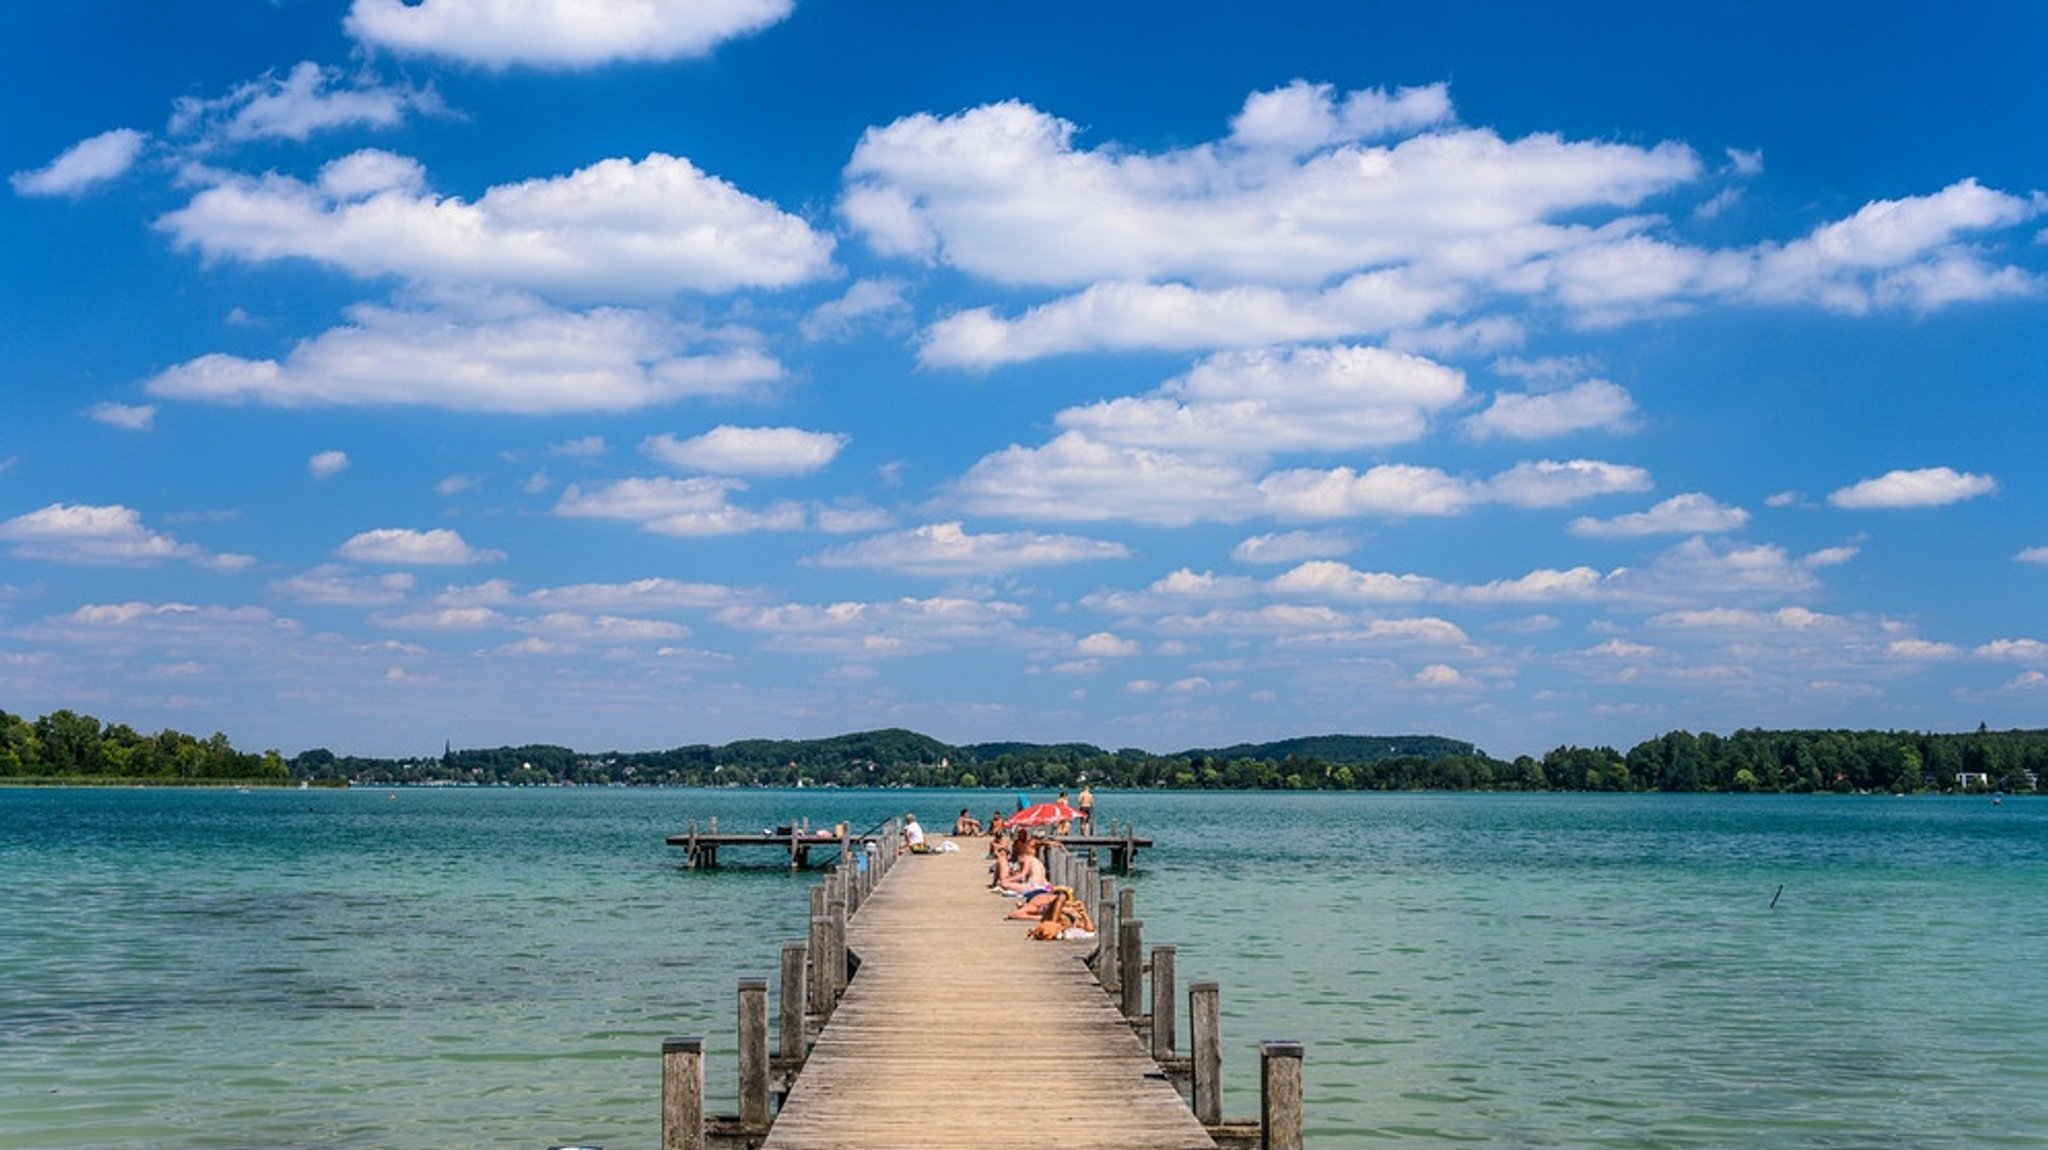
[3,787,2045,1149]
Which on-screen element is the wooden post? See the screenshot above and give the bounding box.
[1118,916,1144,1019]
[809,883,826,917]
[1190,982,1222,1126]
[738,979,769,1131]
[829,902,849,994]
[1150,945,1177,1060]
[1097,876,1120,991]
[807,915,832,1017]
[1260,1040,1305,1150]
[778,942,807,1059]
[661,1035,705,1150]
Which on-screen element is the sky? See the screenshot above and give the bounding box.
[3,1,2046,761]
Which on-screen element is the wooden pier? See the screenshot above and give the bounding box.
[667,818,1152,873]
[658,824,1303,1150]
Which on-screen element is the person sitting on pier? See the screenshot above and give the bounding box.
[996,834,1048,896]
[902,812,929,854]
[953,808,984,836]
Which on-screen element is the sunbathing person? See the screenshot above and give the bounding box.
[953,808,984,836]
[997,836,1048,895]
[1025,887,1097,941]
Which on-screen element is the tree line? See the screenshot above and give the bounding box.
[0,708,290,783]
[6,706,2043,794]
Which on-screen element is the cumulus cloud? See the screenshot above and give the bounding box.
[308,450,351,478]
[1570,493,1749,537]
[1267,560,1437,602]
[159,150,833,299]
[846,84,2040,368]
[1463,378,1639,440]
[11,128,147,197]
[2018,547,2048,565]
[1056,344,1467,455]
[87,402,157,430]
[807,521,1130,575]
[1827,466,1998,509]
[554,476,808,536]
[0,503,252,569]
[168,62,441,145]
[346,0,794,69]
[955,432,1260,525]
[845,90,1697,290]
[643,426,848,476]
[1976,638,2048,663]
[145,299,782,413]
[337,527,504,565]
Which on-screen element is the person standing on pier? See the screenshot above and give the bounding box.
[1077,784,1094,832]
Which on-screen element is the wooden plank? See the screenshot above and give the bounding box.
[762,846,1214,1150]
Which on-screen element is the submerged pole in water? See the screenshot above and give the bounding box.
[1770,884,1784,910]
[1260,1040,1305,1150]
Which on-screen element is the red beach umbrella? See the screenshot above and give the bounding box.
[1007,800,1082,827]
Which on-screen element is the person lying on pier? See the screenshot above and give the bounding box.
[953,808,984,836]
[1022,886,1097,941]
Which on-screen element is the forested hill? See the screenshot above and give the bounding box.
[9,705,2046,795]
[1182,734,1478,764]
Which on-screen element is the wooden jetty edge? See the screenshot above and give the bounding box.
[666,818,1155,873]
[654,822,1303,1150]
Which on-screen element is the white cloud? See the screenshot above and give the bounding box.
[272,565,416,606]
[527,577,751,611]
[1259,462,1475,519]
[1075,632,1141,657]
[0,503,250,569]
[845,91,1698,290]
[159,150,833,299]
[548,436,608,458]
[346,0,794,69]
[168,62,440,144]
[1569,493,1749,537]
[800,278,911,342]
[918,276,1458,370]
[954,432,1258,525]
[1827,466,1998,509]
[715,595,1034,657]
[308,450,351,479]
[146,299,782,413]
[643,426,848,476]
[554,476,808,536]
[849,85,2039,368]
[1267,560,1437,603]
[1056,344,1467,455]
[1976,638,2048,663]
[1608,537,1825,605]
[1463,378,1639,440]
[1482,459,1654,508]
[1447,567,1612,604]
[807,522,1130,576]
[1886,638,1961,660]
[337,527,504,565]
[87,402,157,430]
[11,128,147,197]
[1230,529,1357,565]
[2018,547,2048,565]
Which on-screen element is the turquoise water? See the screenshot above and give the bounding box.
[3,788,2044,1148]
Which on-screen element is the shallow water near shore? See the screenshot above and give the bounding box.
[4,787,2044,1148]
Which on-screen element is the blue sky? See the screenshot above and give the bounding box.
[4,1,2046,760]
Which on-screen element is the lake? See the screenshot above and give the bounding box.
[3,787,2043,1148]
